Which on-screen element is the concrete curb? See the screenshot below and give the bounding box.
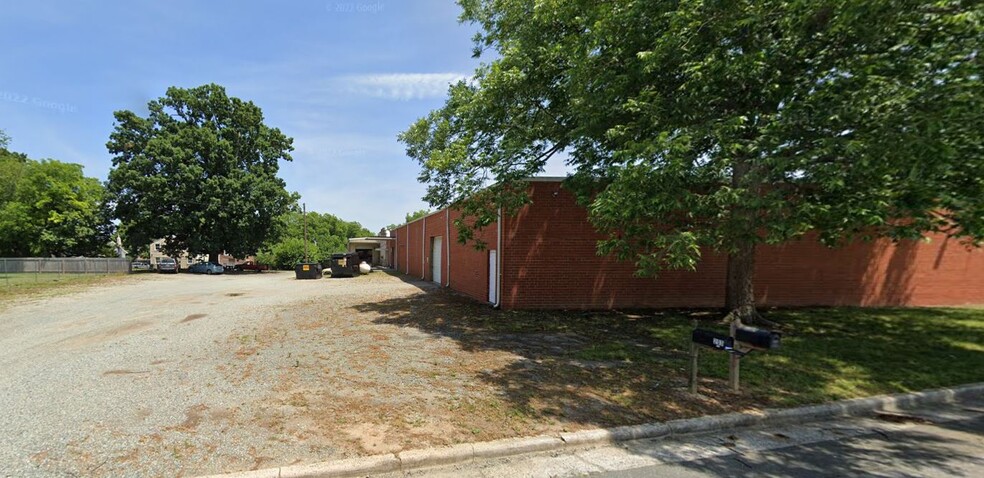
[198,382,984,478]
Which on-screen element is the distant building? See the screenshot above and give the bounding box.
[148,239,206,269]
[146,239,254,269]
[348,236,395,267]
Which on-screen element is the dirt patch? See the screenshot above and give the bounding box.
[219,279,768,459]
[168,404,209,431]
[180,313,208,323]
[29,450,49,466]
[344,423,402,454]
[58,321,153,349]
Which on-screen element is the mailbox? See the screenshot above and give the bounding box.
[692,329,734,351]
[735,325,781,350]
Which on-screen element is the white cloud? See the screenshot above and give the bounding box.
[289,132,403,160]
[341,73,469,101]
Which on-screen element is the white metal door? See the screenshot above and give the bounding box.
[431,236,442,284]
[488,250,497,304]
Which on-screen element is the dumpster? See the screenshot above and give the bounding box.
[294,262,322,280]
[328,252,361,278]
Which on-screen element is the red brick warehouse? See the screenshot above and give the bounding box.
[393,178,984,310]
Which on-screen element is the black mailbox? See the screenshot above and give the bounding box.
[735,325,781,350]
[692,329,734,351]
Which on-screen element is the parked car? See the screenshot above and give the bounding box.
[188,261,225,275]
[131,260,151,271]
[234,261,269,273]
[158,257,179,274]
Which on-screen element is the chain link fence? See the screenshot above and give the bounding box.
[0,257,131,288]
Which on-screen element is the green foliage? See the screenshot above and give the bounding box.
[385,209,432,234]
[405,209,431,223]
[0,146,28,205]
[257,237,309,270]
[0,152,114,257]
[105,83,298,260]
[257,210,370,269]
[401,1,984,283]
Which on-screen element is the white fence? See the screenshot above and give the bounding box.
[0,257,131,274]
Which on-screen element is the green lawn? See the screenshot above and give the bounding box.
[366,277,984,427]
[710,307,984,406]
[0,272,131,304]
[478,304,984,408]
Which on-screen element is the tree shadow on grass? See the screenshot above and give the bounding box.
[355,289,761,430]
[352,284,984,434]
[737,306,984,406]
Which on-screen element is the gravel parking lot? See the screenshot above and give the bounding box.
[0,271,443,477]
[0,270,740,478]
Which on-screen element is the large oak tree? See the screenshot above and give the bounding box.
[106,84,297,262]
[400,0,984,321]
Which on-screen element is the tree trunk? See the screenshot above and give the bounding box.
[208,251,219,264]
[725,240,758,322]
[724,154,777,328]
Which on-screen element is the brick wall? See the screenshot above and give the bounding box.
[393,209,500,304]
[395,181,984,310]
[447,209,499,303]
[403,220,423,278]
[499,181,726,309]
[500,181,984,309]
[755,233,984,307]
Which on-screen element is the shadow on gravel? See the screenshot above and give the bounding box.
[354,287,748,430]
[323,269,439,293]
[371,269,441,291]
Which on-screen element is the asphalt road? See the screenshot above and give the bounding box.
[599,404,984,477]
[397,397,984,477]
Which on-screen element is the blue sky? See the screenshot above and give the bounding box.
[0,0,568,231]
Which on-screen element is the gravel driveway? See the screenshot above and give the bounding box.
[1,270,725,478]
[0,271,439,477]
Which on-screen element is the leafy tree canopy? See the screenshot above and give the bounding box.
[257,210,371,269]
[0,143,113,257]
[106,84,297,262]
[386,209,433,232]
[401,0,984,319]
[405,209,431,223]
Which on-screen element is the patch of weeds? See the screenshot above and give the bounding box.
[507,405,535,420]
[286,393,308,408]
[573,342,657,363]
[404,415,426,427]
